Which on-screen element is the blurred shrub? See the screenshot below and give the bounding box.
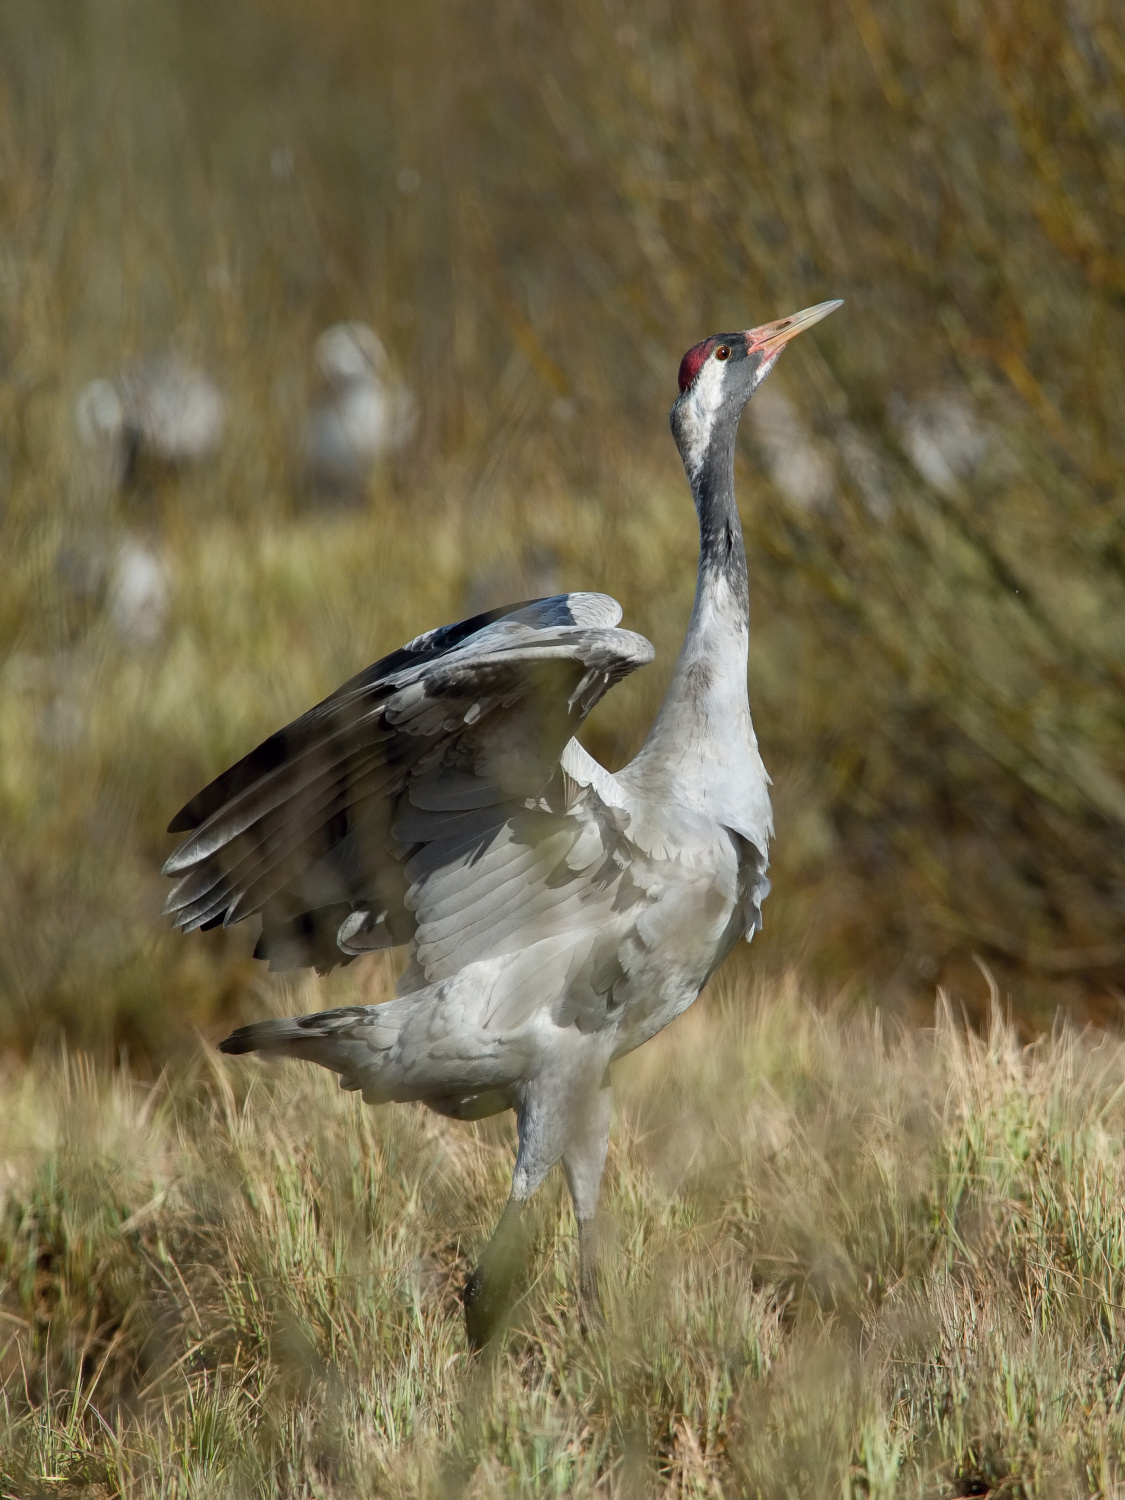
[0,0,1123,1053]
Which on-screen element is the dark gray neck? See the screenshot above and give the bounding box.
[677,407,749,624]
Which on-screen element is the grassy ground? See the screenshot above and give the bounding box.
[4,969,1125,1496]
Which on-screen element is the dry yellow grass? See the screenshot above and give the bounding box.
[4,972,1125,1496]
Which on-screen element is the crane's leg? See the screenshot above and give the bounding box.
[462,1089,555,1350]
[562,1077,612,1331]
[462,1062,612,1349]
[461,1192,528,1352]
[462,1074,581,1349]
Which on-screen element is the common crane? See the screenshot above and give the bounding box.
[163,299,842,1346]
[76,356,225,486]
[304,322,416,498]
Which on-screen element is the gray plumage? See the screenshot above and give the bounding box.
[303,323,415,497]
[164,298,841,1345]
[76,357,225,484]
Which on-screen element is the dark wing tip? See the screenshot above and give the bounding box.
[217,1027,256,1055]
[165,600,545,840]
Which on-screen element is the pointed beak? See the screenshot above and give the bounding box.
[745,299,844,356]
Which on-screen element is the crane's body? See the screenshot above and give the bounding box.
[163,299,841,1344]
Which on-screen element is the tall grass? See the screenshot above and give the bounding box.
[4,972,1125,1495]
[1,2,1123,1038]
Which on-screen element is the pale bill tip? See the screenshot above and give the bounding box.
[745,297,844,354]
[791,298,844,329]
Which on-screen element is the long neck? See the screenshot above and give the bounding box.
[627,410,754,788]
[686,412,749,626]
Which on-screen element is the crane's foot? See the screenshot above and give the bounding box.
[463,1199,526,1352]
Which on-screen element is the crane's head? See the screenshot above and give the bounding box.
[671,299,842,481]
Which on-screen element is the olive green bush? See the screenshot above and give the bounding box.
[1,0,1123,1053]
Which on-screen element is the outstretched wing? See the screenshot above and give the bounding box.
[163,593,654,974]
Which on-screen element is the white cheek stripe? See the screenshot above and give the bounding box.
[679,359,727,479]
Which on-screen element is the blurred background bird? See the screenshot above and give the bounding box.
[303,322,416,500]
[75,355,225,489]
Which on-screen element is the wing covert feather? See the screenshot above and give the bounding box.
[163,593,654,976]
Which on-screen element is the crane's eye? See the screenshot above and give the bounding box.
[715,345,731,361]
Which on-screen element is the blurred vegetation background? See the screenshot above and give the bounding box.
[1,0,1124,1059]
